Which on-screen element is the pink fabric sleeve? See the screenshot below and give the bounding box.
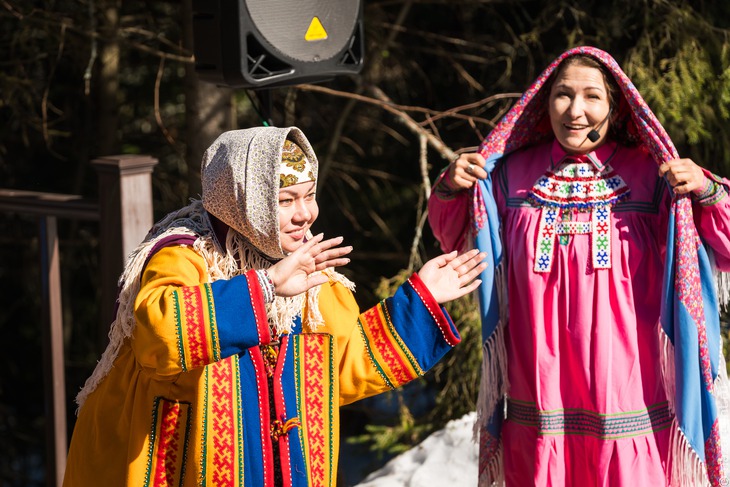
[693,169,730,270]
[428,171,472,253]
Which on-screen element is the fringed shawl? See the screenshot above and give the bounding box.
[473,45,730,486]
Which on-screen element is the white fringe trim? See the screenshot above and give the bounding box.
[658,322,677,415]
[473,322,510,441]
[716,270,730,313]
[715,343,730,482]
[659,320,710,486]
[658,320,730,486]
[668,417,711,487]
[75,220,199,410]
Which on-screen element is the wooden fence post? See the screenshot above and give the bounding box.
[92,155,158,353]
[39,215,67,487]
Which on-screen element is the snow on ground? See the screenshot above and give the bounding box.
[354,412,478,487]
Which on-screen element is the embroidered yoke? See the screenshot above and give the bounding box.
[529,150,630,272]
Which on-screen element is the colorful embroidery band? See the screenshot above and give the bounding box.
[507,399,673,439]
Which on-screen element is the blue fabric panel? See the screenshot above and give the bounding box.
[211,275,264,358]
[239,350,265,487]
[476,154,504,344]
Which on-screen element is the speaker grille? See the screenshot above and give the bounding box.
[245,0,360,62]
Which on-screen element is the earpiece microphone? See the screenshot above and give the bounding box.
[587,107,612,143]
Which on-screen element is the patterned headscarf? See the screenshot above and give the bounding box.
[471,46,730,487]
[202,126,318,260]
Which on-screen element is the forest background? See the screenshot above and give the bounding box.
[3,0,730,485]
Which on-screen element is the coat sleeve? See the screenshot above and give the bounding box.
[427,170,472,253]
[693,170,730,270]
[132,245,273,378]
[317,272,461,407]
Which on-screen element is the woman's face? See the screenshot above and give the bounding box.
[278,181,319,253]
[548,63,611,154]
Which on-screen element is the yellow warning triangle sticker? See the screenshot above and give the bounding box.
[305,16,328,41]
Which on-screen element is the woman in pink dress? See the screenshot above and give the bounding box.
[428,46,730,486]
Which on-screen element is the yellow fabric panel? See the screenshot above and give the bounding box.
[133,245,219,377]
[63,343,212,486]
[64,245,225,487]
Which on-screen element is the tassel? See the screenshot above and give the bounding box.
[667,418,711,487]
[714,344,730,480]
[658,322,677,414]
[271,417,301,439]
[473,323,509,441]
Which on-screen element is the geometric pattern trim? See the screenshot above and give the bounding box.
[530,161,629,273]
[293,334,335,487]
[145,397,192,487]
[202,357,243,486]
[507,399,673,439]
[173,283,219,371]
[358,302,421,388]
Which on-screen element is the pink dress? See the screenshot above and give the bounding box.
[429,139,730,486]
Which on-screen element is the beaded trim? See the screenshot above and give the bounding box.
[255,269,275,303]
[530,162,629,208]
[531,161,628,273]
[695,178,727,207]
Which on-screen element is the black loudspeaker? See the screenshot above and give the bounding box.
[192,0,364,89]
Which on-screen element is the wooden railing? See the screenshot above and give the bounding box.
[0,155,158,487]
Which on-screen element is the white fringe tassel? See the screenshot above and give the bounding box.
[473,322,510,441]
[658,322,730,486]
[472,322,509,487]
[668,417,711,487]
[658,323,677,415]
[715,345,730,482]
[715,270,730,313]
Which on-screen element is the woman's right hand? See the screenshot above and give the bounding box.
[444,152,487,191]
[267,233,352,297]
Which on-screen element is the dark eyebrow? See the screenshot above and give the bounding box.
[279,181,316,197]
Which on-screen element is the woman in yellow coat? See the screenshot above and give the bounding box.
[63,126,486,487]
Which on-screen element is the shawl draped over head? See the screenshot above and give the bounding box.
[202,126,318,260]
[473,46,730,486]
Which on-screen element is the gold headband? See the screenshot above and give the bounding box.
[280,139,315,188]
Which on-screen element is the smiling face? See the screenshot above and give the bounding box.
[548,61,612,154]
[278,181,319,253]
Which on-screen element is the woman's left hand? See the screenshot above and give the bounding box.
[658,158,707,195]
[417,249,487,304]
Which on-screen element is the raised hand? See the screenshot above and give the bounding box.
[658,158,707,195]
[417,249,487,304]
[441,153,487,192]
[267,233,352,297]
